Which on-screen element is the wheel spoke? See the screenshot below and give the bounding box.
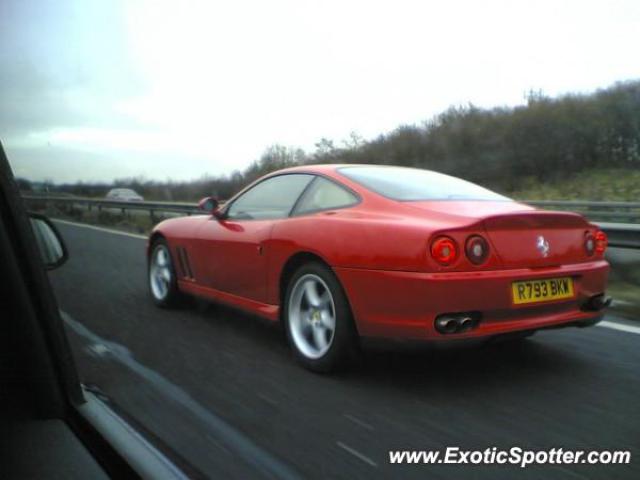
[312,326,329,350]
[154,275,165,296]
[300,321,313,339]
[157,249,167,267]
[320,310,335,330]
[161,267,171,282]
[150,246,172,301]
[304,281,321,307]
[319,290,331,307]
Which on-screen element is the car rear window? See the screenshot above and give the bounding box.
[338,166,511,201]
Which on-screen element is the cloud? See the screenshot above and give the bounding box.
[0,0,145,138]
[2,0,640,182]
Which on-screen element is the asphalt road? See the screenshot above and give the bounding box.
[49,220,640,480]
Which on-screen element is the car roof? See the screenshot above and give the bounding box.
[272,163,433,175]
[274,164,357,174]
[109,188,137,193]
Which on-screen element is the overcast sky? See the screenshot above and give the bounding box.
[1,0,639,183]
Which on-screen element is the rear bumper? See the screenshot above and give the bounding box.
[334,260,609,340]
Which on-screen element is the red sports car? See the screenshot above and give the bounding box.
[147,165,610,371]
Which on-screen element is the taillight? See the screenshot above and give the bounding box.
[431,236,458,265]
[584,232,595,256]
[595,230,607,254]
[465,235,490,265]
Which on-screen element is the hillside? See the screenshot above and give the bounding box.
[508,169,640,201]
[20,79,640,202]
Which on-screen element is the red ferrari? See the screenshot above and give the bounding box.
[147,165,610,371]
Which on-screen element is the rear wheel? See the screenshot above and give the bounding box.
[148,239,182,307]
[284,262,357,372]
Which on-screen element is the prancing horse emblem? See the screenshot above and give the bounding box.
[536,235,550,257]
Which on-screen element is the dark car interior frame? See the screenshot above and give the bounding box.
[0,141,193,479]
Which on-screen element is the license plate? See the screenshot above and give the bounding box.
[511,277,574,305]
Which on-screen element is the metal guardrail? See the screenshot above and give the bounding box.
[22,194,201,216]
[596,222,640,250]
[22,194,640,248]
[525,200,640,223]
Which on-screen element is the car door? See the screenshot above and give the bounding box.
[194,173,314,303]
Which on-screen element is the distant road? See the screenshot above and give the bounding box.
[50,221,639,480]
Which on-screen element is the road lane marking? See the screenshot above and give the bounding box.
[343,413,374,431]
[61,310,302,480]
[257,393,278,406]
[87,343,110,357]
[52,218,147,239]
[613,299,632,306]
[336,441,378,467]
[206,434,233,456]
[597,320,640,335]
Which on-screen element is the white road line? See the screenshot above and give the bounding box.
[613,299,633,306]
[62,311,301,480]
[206,434,233,456]
[257,393,278,406]
[597,320,640,335]
[343,413,374,431]
[336,441,378,467]
[52,218,147,239]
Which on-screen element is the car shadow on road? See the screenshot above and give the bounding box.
[189,299,595,390]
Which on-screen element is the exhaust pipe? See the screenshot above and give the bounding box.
[458,316,475,332]
[434,313,480,334]
[435,316,460,334]
[582,294,612,312]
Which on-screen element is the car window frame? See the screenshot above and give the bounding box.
[1,141,197,478]
[290,174,361,217]
[223,172,316,221]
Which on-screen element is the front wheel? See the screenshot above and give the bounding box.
[148,239,182,307]
[284,262,357,372]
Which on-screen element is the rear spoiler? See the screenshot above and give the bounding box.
[481,210,590,230]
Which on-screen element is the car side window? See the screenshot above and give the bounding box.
[293,177,358,215]
[226,174,314,220]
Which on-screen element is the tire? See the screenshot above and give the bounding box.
[148,238,182,308]
[283,262,357,372]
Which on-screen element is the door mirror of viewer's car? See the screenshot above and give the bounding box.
[198,196,224,219]
[29,213,68,270]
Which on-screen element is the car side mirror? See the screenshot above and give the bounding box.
[29,213,68,270]
[197,196,224,219]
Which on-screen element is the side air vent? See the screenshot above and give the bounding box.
[176,246,194,280]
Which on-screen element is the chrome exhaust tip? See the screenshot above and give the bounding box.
[458,316,475,332]
[435,316,459,334]
[434,312,480,334]
[582,294,612,312]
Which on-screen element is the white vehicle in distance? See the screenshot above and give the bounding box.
[105,188,144,202]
